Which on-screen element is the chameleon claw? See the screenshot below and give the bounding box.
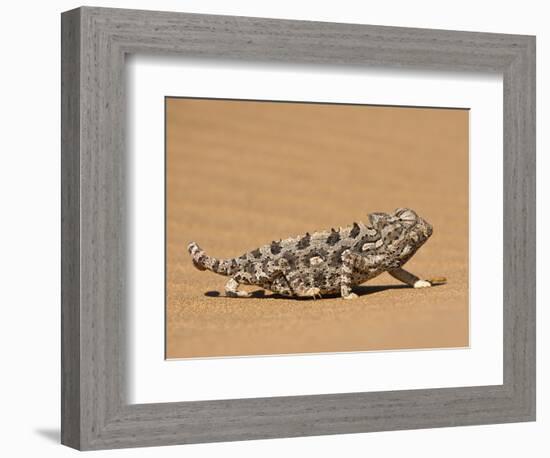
[427,277,447,286]
[312,291,323,300]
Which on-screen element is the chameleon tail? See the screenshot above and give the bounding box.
[187,242,237,276]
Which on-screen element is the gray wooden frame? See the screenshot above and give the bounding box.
[61,6,536,451]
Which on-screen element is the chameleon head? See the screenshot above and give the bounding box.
[393,208,433,241]
[391,208,433,262]
[367,208,433,262]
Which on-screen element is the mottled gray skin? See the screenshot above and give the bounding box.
[188,208,434,299]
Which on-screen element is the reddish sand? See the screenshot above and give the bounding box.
[166,99,469,359]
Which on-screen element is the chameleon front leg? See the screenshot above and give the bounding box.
[389,267,431,288]
[340,250,380,299]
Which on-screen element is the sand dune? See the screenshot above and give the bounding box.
[166,99,469,358]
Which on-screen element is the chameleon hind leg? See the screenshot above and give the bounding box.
[225,262,272,297]
[225,277,252,297]
[225,260,277,297]
[225,263,273,297]
[260,258,320,298]
[284,271,321,298]
[225,259,292,298]
[265,259,321,298]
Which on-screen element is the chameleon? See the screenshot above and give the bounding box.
[187,208,445,299]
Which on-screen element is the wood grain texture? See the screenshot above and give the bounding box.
[60,7,81,450]
[60,6,536,450]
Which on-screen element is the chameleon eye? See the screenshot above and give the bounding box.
[396,208,417,222]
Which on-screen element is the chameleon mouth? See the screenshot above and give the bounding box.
[426,222,433,238]
[411,221,432,245]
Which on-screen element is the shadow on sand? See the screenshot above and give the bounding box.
[203,283,428,300]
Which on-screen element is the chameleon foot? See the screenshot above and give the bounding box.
[225,278,252,297]
[296,286,321,298]
[226,290,252,298]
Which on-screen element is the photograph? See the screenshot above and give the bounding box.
[50,2,537,452]
[165,97,469,358]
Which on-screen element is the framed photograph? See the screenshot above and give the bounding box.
[61,6,535,450]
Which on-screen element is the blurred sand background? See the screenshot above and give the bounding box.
[166,98,469,359]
